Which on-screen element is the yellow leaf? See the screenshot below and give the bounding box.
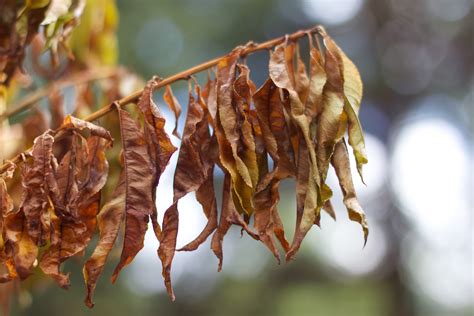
[339,50,368,182]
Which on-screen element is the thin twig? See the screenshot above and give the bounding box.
[0,25,323,175]
[0,67,125,121]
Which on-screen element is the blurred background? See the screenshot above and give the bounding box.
[3,0,473,315]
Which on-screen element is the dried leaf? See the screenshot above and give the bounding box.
[253,79,296,256]
[233,64,259,191]
[305,40,327,119]
[40,133,111,288]
[338,49,367,181]
[111,107,155,282]
[83,174,125,308]
[39,133,86,288]
[163,85,183,138]
[252,114,281,263]
[159,90,216,299]
[5,132,56,279]
[315,31,345,182]
[331,140,368,244]
[137,79,177,240]
[210,174,234,272]
[215,50,255,216]
[61,115,113,141]
[178,85,219,252]
[269,42,322,260]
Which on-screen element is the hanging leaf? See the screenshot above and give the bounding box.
[178,83,219,252]
[137,78,177,240]
[39,132,88,289]
[4,132,57,279]
[40,132,112,288]
[163,84,183,138]
[331,140,368,244]
[315,31,345,182]
[111,107,155,282]
[214,50,255,217]
[338,48,367,182]
[83,173,125,308]
[210,173,234,272]
[269,42,322,261]
[253,78,295,257]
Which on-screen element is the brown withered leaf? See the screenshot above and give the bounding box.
[305,36,327,120]
[210,171,259,271]
[210,173,234,272]
[158,203,178,301]
[39,133,86,288]
[206,77,218,121]
[269,42,322,261]
[3,131,57,280]
[214,50,255,217]
[111,107,155,282]
[40,132,111,289]
[83,173,125,308]
[253,79,296,257]
[331,140,368,244]
[178,84,219,252]
[62,115,113,141]
[182,172,217,251]
[306,35,336,222]
[315,31,345,182]
[138,79,177,174]
[163,84,183,138]
[252,112,281,262]
[339,49,367,182]
[294,44,310,104]
[233,64,259,191]
[137,79,177,240]
[159,90,217,300]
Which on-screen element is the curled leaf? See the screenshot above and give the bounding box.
[111,108,155,282]
[40,132,111,289]
[61,115,113,141]
[339,49,367,182]
[137,79,177,240]
[331,140,368,244]
[163,85,183,138]
[137,78,176,240]
[178,86,219,252]
[215,50,255,216]
[83,174,125,308]
[269,42,322,261]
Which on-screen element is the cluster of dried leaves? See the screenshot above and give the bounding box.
[0,0,86,86]
[0,28,368,308]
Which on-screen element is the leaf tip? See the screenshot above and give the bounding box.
[363,228,369,248]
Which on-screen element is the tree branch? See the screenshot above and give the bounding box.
[0,25,323,175]
[0,67,125,122]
